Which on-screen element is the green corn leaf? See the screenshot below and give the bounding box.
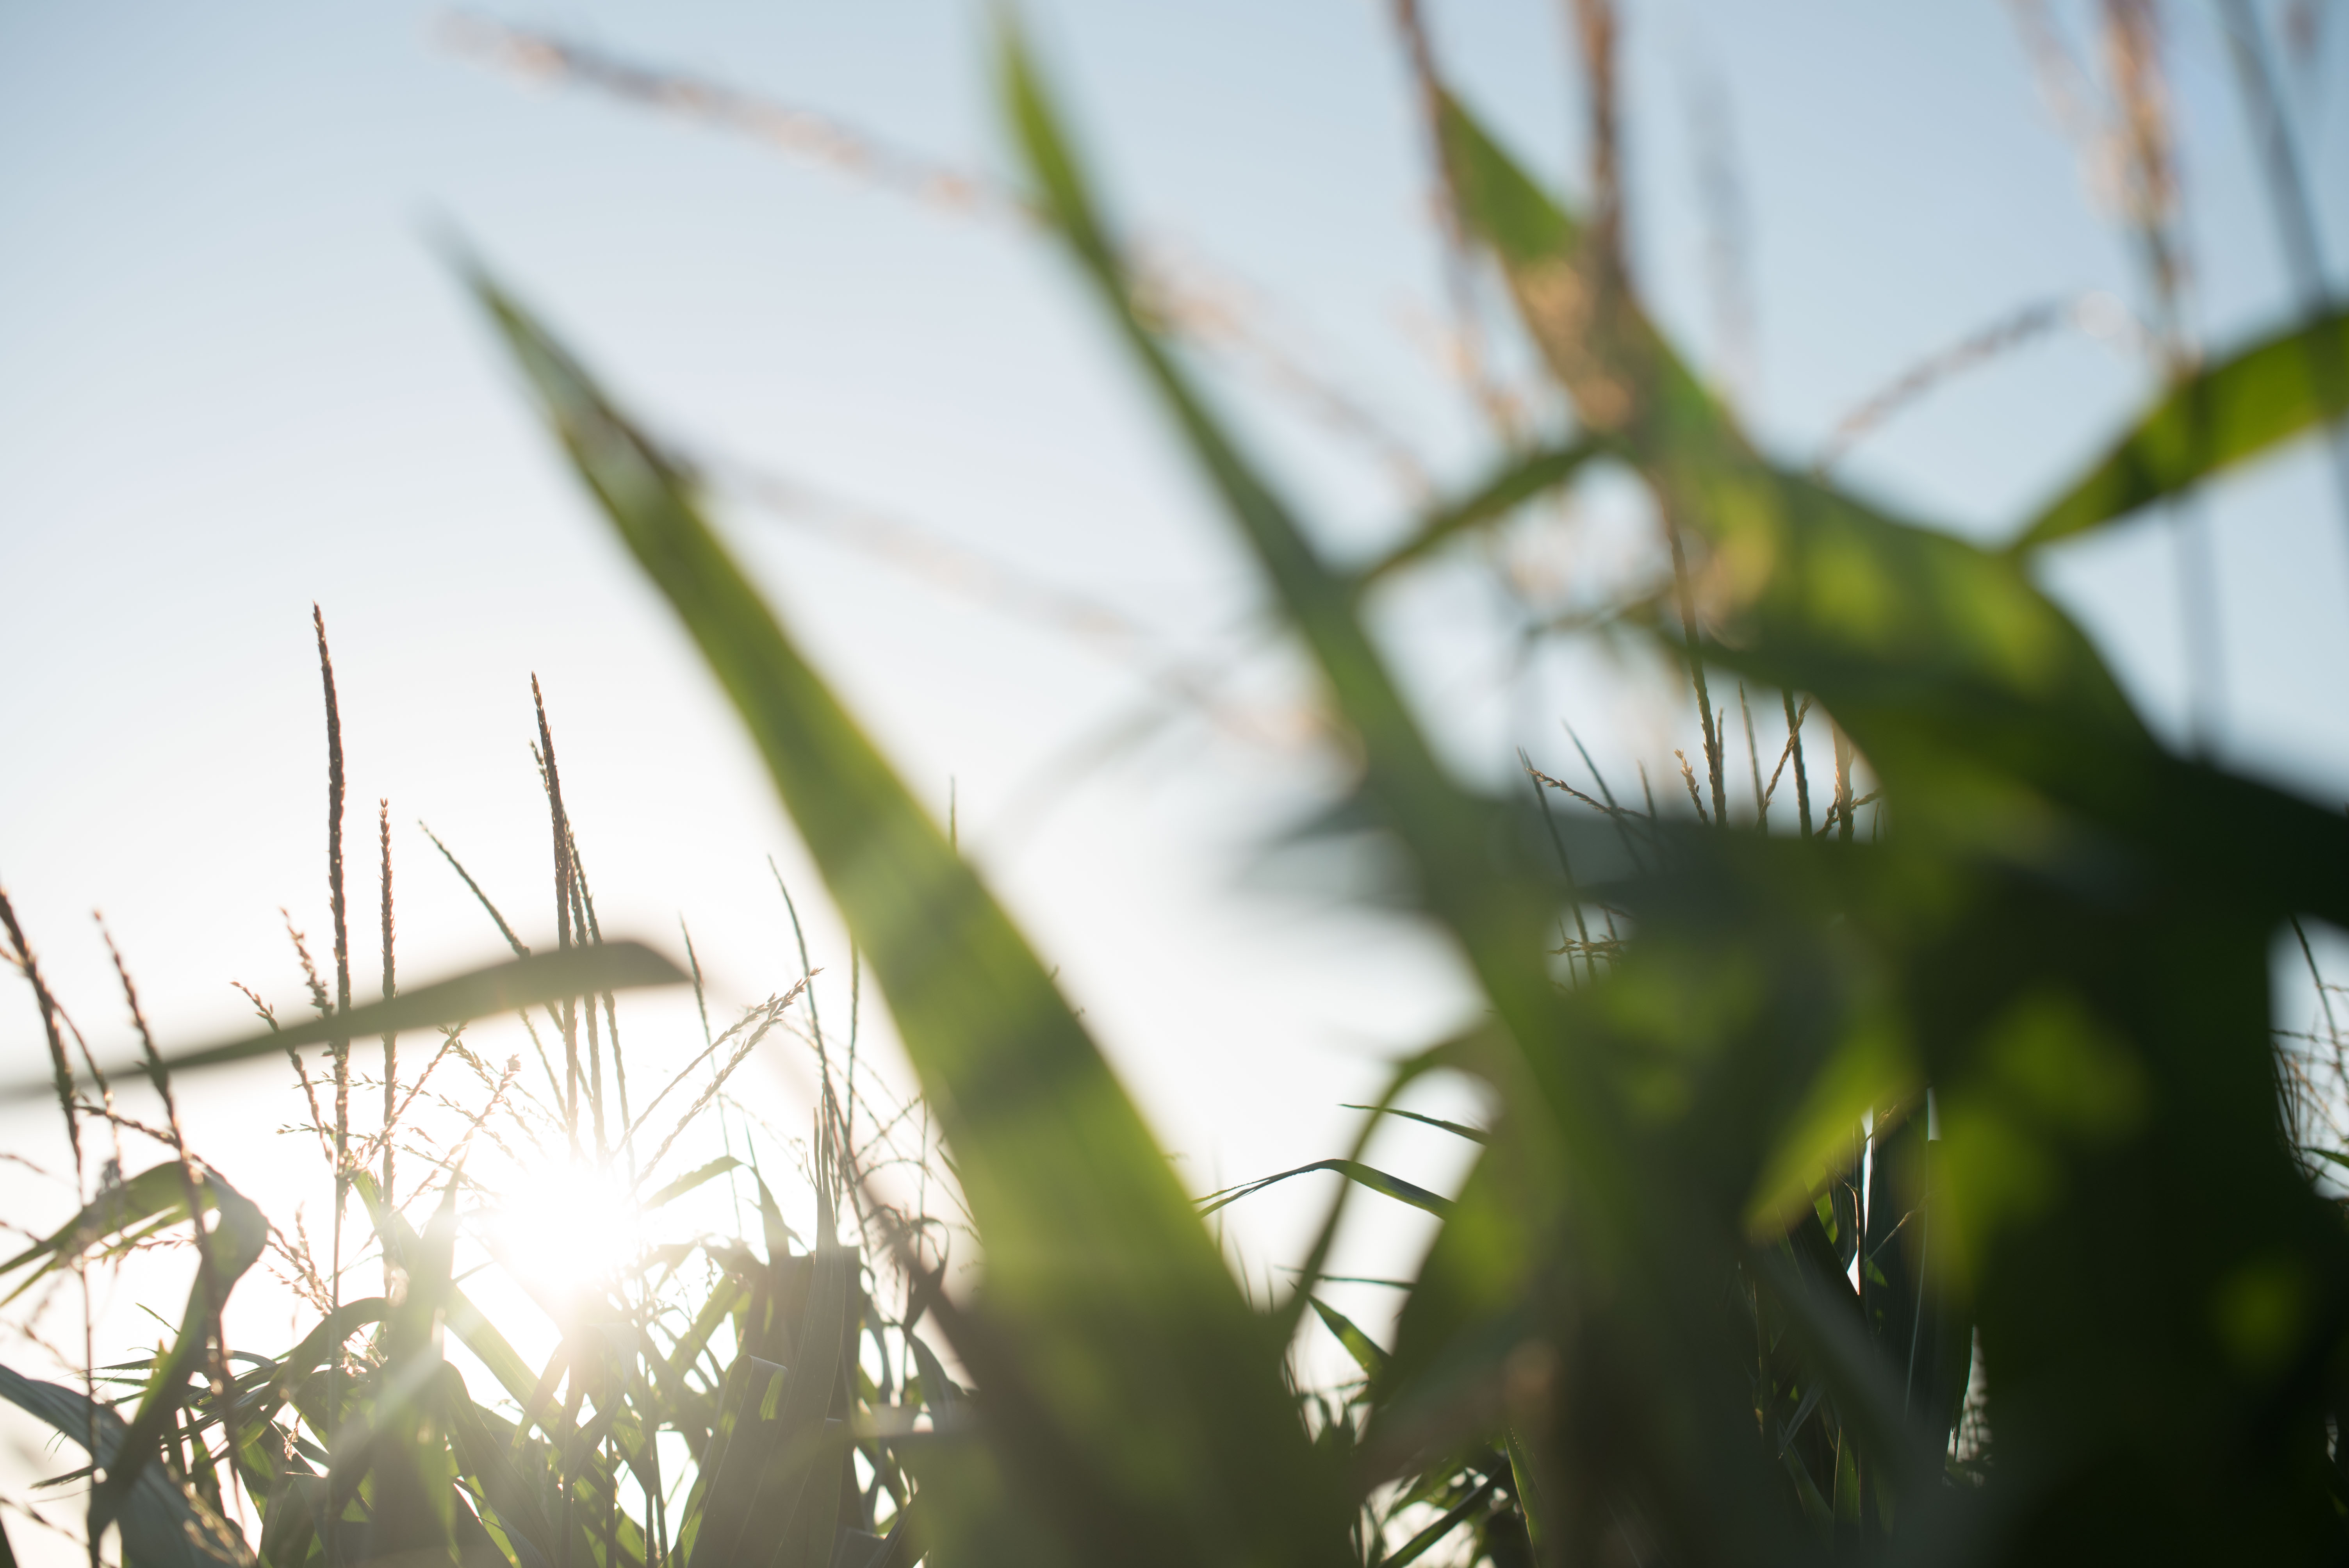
[1004,31,1800,1548]
[253,1463,329,1568]
[0,1364,253,1567]
[999,29,1627,1212]
[1780,1443,1834,1532]
[1434,95,1580,265]
[1380,1477,1495,1568]
[752,1171,798,1264]
[443,1373,583,1568]
[1502,1429,1551,1551]
[0,942,686,1099]
[88,1166,267,1543]
[232,1307,388,1568]
[444,1278,545,1413]
[241,1297,386,1431]
[661,1275,749,1431]
[679,1356,791,1568]
[868,1497,927,1568]
[1353,439,1606,590]
[770,1197,853,1568]
[1199,1159,1453,1221]
[2013,305,2349,551]
[1434,88,2152,780]
[1308,1297,1391,1381]
[643,1154,744,1211]
[1367,1145,1553,1466]
[368,1187,617,1506]
[508,1340,570,1465]
[1272,1044,1454,1349]
[1747,1238,1939,1502]
[1340,1104,1490,1145]
[906,1333,962,1417]
[472,257,1347,1567]
[0,1161,204,1301]
[348,1173,461,1568]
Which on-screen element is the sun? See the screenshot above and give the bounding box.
[485,1162,648,1305]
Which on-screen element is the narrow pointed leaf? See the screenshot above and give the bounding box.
[1009,49,1807,1548]
[3,942,687,1098]
[2014,305,2349,550]
[1434,89,2149,766]
[0,1162,200,1297]
[1340,1104,1490,1145]
[1355,439,1605,590]
[1200,1159,1453,1221]
[0,1365,253,1567]
[643,1155,743,1211]
[1308,1297,1391,1381]
[89,1169,266,1540]
[472,262,1348,1566]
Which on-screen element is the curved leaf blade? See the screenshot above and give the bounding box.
[471,271,1349,1567]
[2014,306,2349,551]
[89,1169,267,1541]
[1354,439,1606,590]
[0,1161,196,1295]
[0,1364,253,1567]
[1308,1298,1391,1382]
[1199,1159,1453,1221]
[1,942,687,1099]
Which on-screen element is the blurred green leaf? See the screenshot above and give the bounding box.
[0,1161,201,1302]
[1381,1478,1495,1568]
[348,1173,461,1568]
[1007,30,1807,1553]
[1200,1159,1453,1221]
[768,1195,854,1568]
[88,1167,266,1544]
[1340,1103,1490,1145]
[474,243,1349,1566]
[1308,1297,1391,1381]
[2,941,687,1098]
[644,1155,744,1211]
[2014,306,2349,551]
[1354,439,1606,590]
[906,1333,961,1418]
[0,1364,253,1567]
[1434,88,2154,799]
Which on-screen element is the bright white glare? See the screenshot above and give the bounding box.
[487,1163,648,1305]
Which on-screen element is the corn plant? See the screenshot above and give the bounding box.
[0,657,949,1568]
[13,6,2349,1566]
[475,14,2349,1568]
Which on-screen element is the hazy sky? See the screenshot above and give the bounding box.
[2,2,2345,1519]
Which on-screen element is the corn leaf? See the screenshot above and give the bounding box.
[1308,1298,1391,1381]
[1340,1104,1490,1145]
[0,1161,201,1300]
[1354,438,1606,590]
[473,264,1349,1567]
[1,941,686,1098]
[348,1174,461,1568]
[1380,1478,1495,1568]
[88,1167,266,1543]
[1005,34,1803,1550]
[1433,90,2149,774]
[644,1154,744,1211]
[0,1364,253,1567]
[2014,306,2349,550]
[906,1334,962,1418]
[1199,1158,1453,1220]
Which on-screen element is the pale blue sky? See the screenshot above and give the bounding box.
[0,1,2345,1449]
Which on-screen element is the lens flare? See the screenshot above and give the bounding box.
[488,1162,645,1302]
